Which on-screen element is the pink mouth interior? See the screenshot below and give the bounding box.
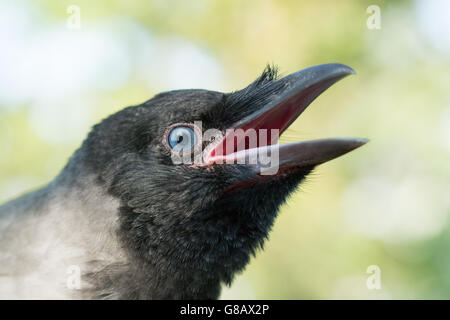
[208,80,336,161]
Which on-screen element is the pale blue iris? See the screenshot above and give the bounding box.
[167,126,196,151]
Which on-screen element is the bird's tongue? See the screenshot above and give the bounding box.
[205,63,367,174]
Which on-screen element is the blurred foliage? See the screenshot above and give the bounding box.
[1,0,449,299]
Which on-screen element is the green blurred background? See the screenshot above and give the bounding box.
[1,0,449,299]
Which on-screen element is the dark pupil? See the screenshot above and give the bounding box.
[168,127,195,150]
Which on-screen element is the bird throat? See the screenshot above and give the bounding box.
[104,166,313,299]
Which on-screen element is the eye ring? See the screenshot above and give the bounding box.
[163,123,202,155]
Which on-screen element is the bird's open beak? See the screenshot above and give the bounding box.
[204,63,368,175]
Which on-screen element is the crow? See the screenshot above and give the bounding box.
[0,63,367,299]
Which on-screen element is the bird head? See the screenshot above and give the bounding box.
[77,63,367,299]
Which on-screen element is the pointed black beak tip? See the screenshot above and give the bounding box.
[335,137,369,156]
[340,64,356,75]
[326,63,356,75]
[352,137,369,147]
[315,63,356,80]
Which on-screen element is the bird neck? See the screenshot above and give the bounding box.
[113,202,278,299]
[102,168,311,299]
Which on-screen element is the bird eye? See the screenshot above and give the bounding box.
[167,126,197,152]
